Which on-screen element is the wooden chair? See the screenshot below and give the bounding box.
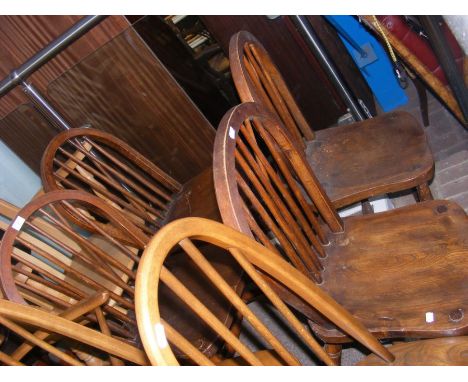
[40,127,182,238]
[0,190,149,348]
[229,31,435,206]
[135,216,395,366]
[0,191,243,361]
[213,102,468,364]
[40,126,226,247]
[0,294,148,365]
[39,127,246,356]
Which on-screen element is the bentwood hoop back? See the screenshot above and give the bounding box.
[135,217,394,366]
[229,30,314,144]
[229,31,435,207]
[213,102,468,364]
[0,190,148,343]
[41,127,182,237]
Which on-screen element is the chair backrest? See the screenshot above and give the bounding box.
[41,127,182,237]
[135,217,394,366]
[0,296,148,365]
[229,30,315,145]
[214,102,343,284]
[0,190,149,344]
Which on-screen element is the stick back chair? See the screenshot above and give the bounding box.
[213,102,468,362]
[135,217,395,366]
[0,192,243,361]
[0,295,148,365]
[41,127,182,238]
[229,31,435,206]
[0,190,149,345]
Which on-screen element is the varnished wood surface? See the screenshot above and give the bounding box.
[213,102,468,350]
[164,167,222,224]
[0,191,243,361]
[135,217,393,366]
[0,191,148,332]
[359,337,468,366]
[308,111,435,208]
[0,103,58,173]
[0,16,129,118]
[321,199,468,340]
[228,32,434,206]
[47,25,215,183]
[0,298,149,365]
[41,127,182,237]
[202,16,349,130]
[229,30,315,144]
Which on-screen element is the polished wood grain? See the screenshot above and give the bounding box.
[0,16,129,118]
[0,191,243,361]
[359,337,468,366]
[230,33,434,204]
[229,30,314,143]
[307,111,435,208]
[213,102,468,363]
[0,103,58,173]
[135,217,394,366]
[0,190,148,342]
[0,297,149,365]
[164,167,222,223]
[0,292,110,366]
[47,25,215,183]
[41,127,182,237]
[201,16,376,130]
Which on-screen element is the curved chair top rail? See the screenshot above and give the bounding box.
[229,30,314,144]
[135,217,393,366]
[0,189,148,337]
[214,102,342,283]
[41,127,182,236]
[0,296,148,365]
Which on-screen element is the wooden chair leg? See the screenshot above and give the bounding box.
[416,183,434,201]
[411,76,430,127]
[324,343,342,366]
[362,200,374,215]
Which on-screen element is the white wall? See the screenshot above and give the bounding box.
[0,139,41,207]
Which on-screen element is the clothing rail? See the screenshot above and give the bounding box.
[0,15,107,97]
[290,15,368,121]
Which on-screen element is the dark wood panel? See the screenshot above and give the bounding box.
[0,15,129,117]
[201,15,375,129]
[0,103,59,173]
[132,16,234,126]
[47,26,215,183]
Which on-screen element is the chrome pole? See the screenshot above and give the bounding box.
[22,82,72,130]
[290,15,367,121]
[0,15,107,97]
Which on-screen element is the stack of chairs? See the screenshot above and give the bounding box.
[1,29,467,367]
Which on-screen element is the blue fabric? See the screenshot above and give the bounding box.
[325,15,408,112]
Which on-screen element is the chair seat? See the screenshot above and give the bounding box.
[358,337,468,365]
[320,200,468,340]
[307,111,434,208]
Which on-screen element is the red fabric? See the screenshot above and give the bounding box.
[377,16,464,86]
